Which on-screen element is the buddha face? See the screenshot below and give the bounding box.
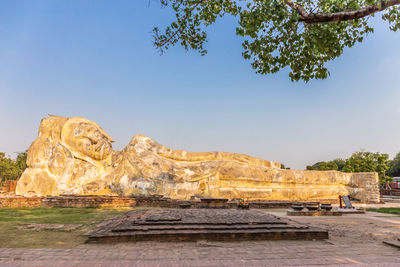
[61,118,114,161]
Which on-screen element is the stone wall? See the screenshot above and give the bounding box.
[42,195,137,208]
[349,172,380,203]
[0,195,136,209]
[0,196,43,208]
[0,192,375,209]
[0,180,17,193]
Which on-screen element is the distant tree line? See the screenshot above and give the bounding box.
[0,152,27,185]
[306,150,400,184]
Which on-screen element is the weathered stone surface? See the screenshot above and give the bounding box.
[16,116,380,202]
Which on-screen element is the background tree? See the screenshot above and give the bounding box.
[342,151,390,183]
[280,163,291,169]
[306,158,346,171]
[154,0,400,81]
[15,152,27,173]
[306,152,391,183]
[387,152,400,177]
[0,151,27,185]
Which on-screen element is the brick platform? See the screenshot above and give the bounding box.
[0,196,43,208]
[0,195,137,208]
[287,210,342,216]
[198,198,229,208]
[0,180,17,193]
[87,209,328,243]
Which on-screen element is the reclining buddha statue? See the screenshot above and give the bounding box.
[16,116,379,202]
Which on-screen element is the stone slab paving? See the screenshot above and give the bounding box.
[0,240,398,266]
[0,210,399,266]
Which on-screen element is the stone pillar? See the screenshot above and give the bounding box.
[349,172,380,203]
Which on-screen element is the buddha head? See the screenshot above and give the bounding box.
[16,116,116,196]
[61,117,115,162]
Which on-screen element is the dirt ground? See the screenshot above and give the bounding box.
[268,207,400,245]
[0,204,399,266]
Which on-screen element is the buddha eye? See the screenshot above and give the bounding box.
[84,139,92,151]
[77,137,92,151]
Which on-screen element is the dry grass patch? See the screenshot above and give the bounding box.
[0,207,128,248]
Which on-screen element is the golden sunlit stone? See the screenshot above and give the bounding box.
[16,116,379,202]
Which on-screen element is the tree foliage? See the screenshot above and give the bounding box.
[307,150,390,183]
[387,152,400,177]
[280,163,291,169]
[306,158,346,171]
[154,0,400,81]
[342,151,389,182]
[0,152,27,185]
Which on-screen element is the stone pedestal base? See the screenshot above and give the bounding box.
[287,210,342,216]
[87,209,328,243]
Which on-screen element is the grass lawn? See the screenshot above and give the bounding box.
[367,207,400,215]
[0,207,128,248]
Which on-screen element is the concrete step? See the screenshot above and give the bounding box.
[383,239,400,249]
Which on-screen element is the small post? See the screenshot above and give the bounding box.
[339,195,342,208]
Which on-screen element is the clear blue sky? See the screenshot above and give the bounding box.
[1,0,399,169]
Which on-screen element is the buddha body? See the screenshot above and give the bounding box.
[16,116,379,202]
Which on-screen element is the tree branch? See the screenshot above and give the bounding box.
[286,0,400,23]
[155,1,203,48]
[285,0,308,19]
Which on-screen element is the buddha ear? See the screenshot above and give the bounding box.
[26,116,68,169]
[38,116,68,141]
